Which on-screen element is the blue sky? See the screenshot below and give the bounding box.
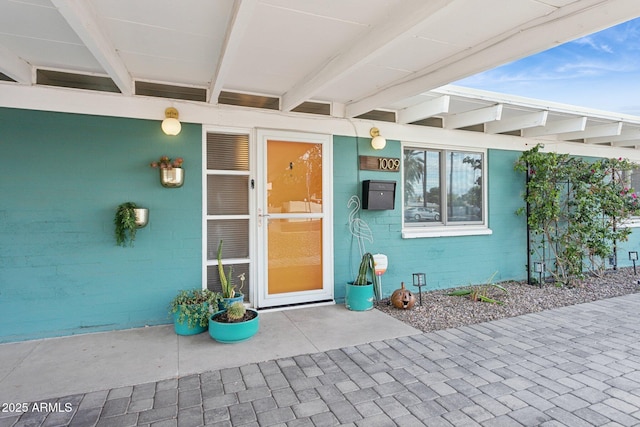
[454,17,640,116]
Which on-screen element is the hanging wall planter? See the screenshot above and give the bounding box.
[114,202,148,247]
[159,167,184,188]
[149,156,184,188]
[134,208,149,228]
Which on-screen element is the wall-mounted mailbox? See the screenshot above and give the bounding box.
[362,180,396,210]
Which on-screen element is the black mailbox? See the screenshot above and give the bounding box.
[362,180,396,210]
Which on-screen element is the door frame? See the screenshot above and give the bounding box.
[255,129,334,308]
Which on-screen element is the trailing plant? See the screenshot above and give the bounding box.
[515,144,640,285]
[114,202,139,247]
[169,288,222,328]
[352,252,381,300]
[448,272,508,304]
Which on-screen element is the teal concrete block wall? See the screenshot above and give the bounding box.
[333,136,532,302]
[0,108,202,342]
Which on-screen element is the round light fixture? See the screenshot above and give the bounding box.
[370,127,386,150]
[161,107,182,136]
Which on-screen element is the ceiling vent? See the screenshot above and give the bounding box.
[355,110,396,123]
[218,91,279,110]
[0,72,16,82]
[292,101,331,116]
[37,69,120,93]
[411,117,443,128]
[136,81,206,102]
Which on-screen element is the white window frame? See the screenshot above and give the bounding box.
[401,142,491,239]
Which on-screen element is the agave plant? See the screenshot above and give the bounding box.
[448,272,508,304]
[217,240,237,298]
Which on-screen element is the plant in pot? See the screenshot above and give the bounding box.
[209,301,259,343]
[217,240,244,309]
[150,155,184,188]
[114,202,148,247]
[169,288,222,336]
[345,252,380,311]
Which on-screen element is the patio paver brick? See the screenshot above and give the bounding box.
[11,294,640,426]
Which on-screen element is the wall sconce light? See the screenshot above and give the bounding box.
[370,127,386,150]
[161,107,181,136]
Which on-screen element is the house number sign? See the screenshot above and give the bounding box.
[359,155,400,172]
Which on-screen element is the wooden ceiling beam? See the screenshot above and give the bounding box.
[52,0,132,95]
[523,117,587,138]
[398,95,450,124]
[486,110,547,134]
[0,43,31,83]
[208,0,257,104]
[444,104,502,129]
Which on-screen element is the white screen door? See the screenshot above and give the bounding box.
[256,130,333,308]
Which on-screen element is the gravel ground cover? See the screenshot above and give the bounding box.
[376,267,640,332]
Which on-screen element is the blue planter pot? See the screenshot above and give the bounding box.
[173,304,208,335]
[218,294,244,311]
[345,283,374,311]
[209,309,259,343]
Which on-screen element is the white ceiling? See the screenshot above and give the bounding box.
[2,0,640,147]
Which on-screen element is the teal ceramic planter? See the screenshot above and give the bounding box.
[173,305,208,335]
[209,309,259,343]
[218,294,244,311]
[345,283,374,311]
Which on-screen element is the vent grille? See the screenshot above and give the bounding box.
[0,72,15,82]
[411,117,443,128]
[457,124,485,133]
[292,101,330,116]
[37,69,120,93]
[206,133,249,171]
[355,110,396,122]
[136,81,206,102]
[218,91,279,110]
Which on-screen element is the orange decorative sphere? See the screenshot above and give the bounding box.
[391,282,416,310]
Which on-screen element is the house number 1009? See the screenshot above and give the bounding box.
[378,158,400,170]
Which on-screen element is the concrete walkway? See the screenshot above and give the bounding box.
[2,295,640,426]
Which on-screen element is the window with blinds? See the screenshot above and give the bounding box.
[206,132,251,300]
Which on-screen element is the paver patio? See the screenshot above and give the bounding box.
[2,294,640,426]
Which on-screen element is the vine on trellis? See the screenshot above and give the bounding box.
[515,144,640,286]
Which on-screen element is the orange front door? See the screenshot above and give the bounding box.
[257,131,333,308]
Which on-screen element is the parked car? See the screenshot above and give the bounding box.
[405,207,441,222]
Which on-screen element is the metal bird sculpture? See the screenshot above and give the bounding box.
[348,195,373,257]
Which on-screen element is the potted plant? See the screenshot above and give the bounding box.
[345,252,380,311]
[209,301,259,343]
[150,155,184,187]
[114,202,148,247]
[170,288,222,335]
[217,240,244,309]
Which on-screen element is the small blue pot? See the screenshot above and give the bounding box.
[218,293,244,311]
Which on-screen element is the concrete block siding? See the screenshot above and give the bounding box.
[1,108,202,342]
[2,108,639,342]
[333,137,530,300]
